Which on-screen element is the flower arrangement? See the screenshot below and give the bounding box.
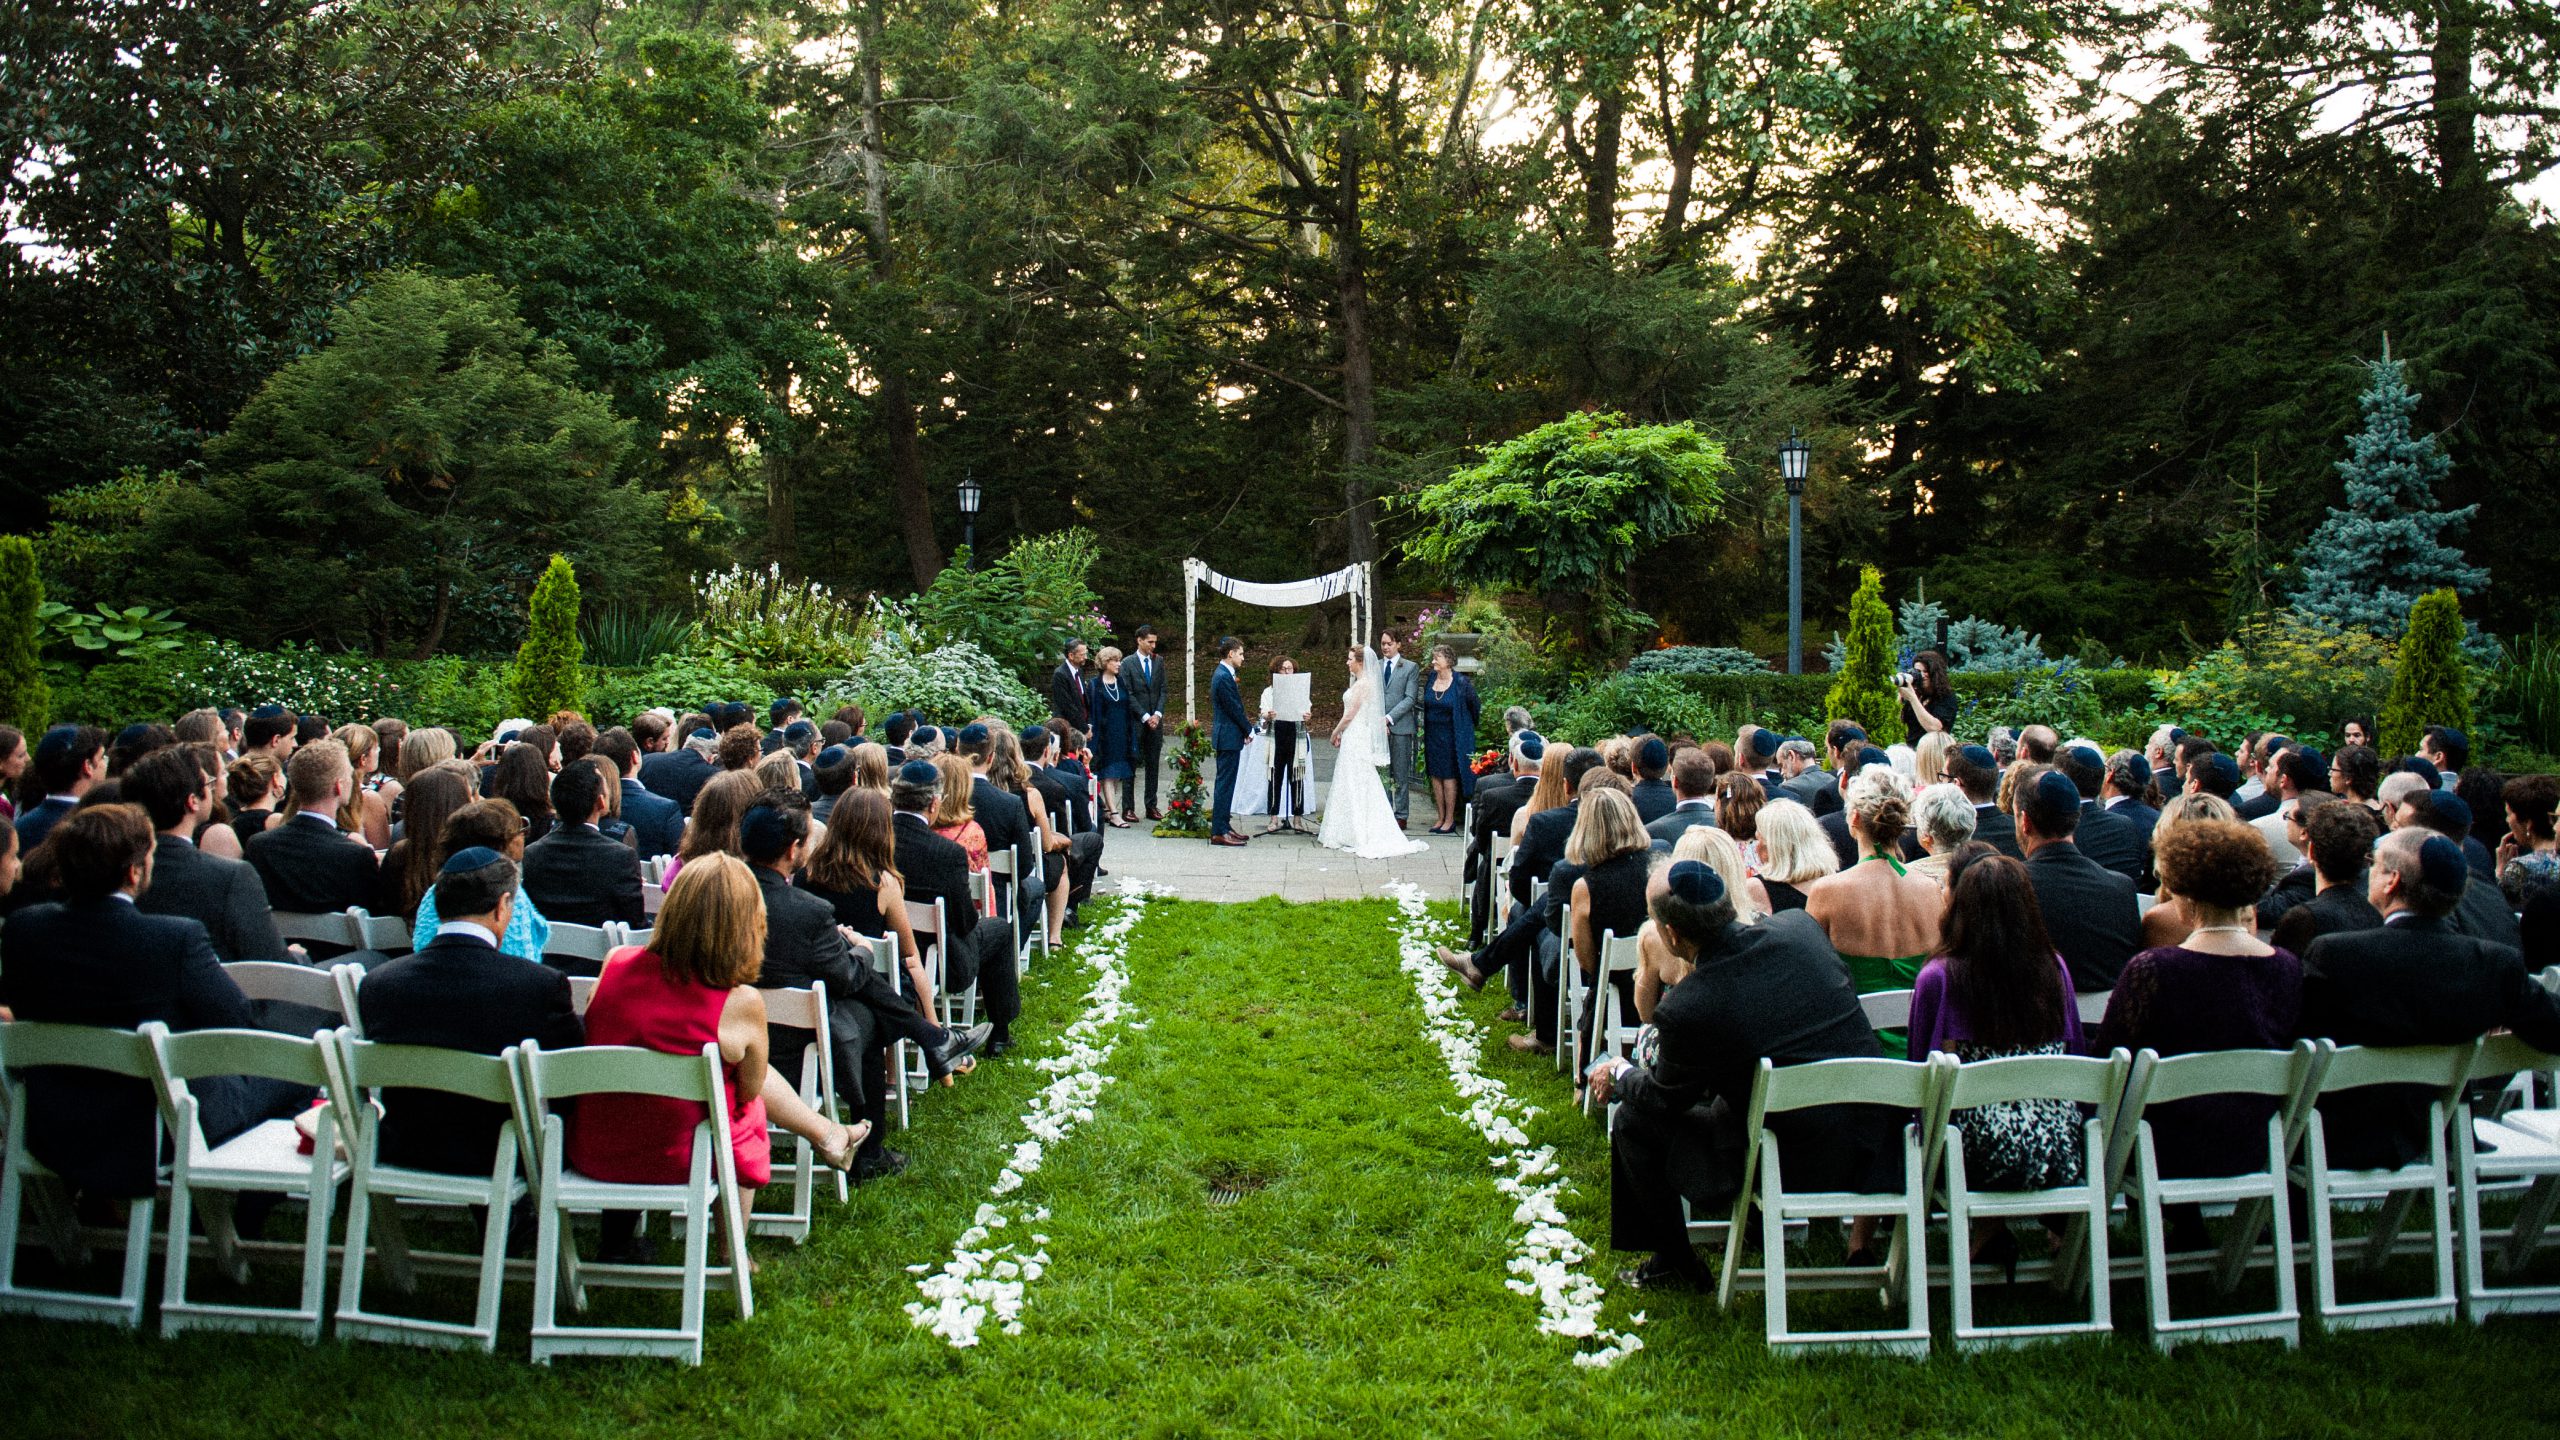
[1154,721,1211,837]
[1470,746,1507,777]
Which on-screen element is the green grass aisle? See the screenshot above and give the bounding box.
[2,894,2558,1439]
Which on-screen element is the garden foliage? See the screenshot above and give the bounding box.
[2149,611,2396,746]
[2379,589,2471,759]
[512,554,587,720]
[2291,351,2486,638]
[0,536,51,730]
[913,529,1112,683]
[1825,566,1901,740]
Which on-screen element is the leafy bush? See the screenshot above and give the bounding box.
[393,656,516,740]
[165,639,407,722]
[0,535,48,730]
[1827,581,2078,674]
[2489,629,2560,757]
[825,638,1043,728]
[48,660,185,728]
[2379,589,2471,758]
[1825,566,1902,740]
[1624,646,1773,677]
[39,600,187,664]
[912,529,1110,683]
[1954,668,2102,745]
[693,563,875,671]
[513,553,586,719]
[1415,592,1556,695]
[2152,611,2395,747]
[583,655,761,725]
[1537,671,1749,747]
[581,603,691,668]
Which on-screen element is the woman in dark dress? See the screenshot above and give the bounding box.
[2096,818,2297,1249]
[1896,648,1957,748]
[1568,788,1656,1064]
[1088,646,1138,829]
[1419,644,1482,834]
[225,752,283,848]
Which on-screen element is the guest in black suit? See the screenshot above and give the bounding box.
[1021,727,1101,938]
[597,728,683,860]
[1947,744,2020,859]
[123,747,290,962]
[1126,625,1170,821]
[2234,735,2290,822]
[2017,769,2143,993]
[1643,744,1715,855]
[359,848,584,1174]
[890,761,1023,1054]
[2402,790,2524,948]
[1820,748,1924,870]
[243,740,393,960]
[1590,861,1897,1289]
[1628,737,1678,825]
[2102,751,2162,846]
[1738,728,1785,799]
[2299,830,2560,1171]
[1049,640,1091,730]
[15,724,107,852]
[639,727,720,814]
[0,805,314,1197]
[519,758,646,927]
[1468,733,1544,945]
[957,724,1034,892]
[2057,746,2146,881]
[2268,801,2381,956]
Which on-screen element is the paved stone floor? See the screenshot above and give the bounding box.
[1098,760,1467,903]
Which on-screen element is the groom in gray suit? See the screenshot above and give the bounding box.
[1378,632,1419,829]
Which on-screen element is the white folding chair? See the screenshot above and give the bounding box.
[519,1041,752,1366]
[2076,990,2112,1026]
[1582,932,1644,1117]
[225,960,357,1026]
[641,880,665,918]
[2108,1041,2324,1352]
[2134,893,2159,918]
[566,976,601,1015]
[906,896,976,1031]
[543,923,617,974]
[989,848,1044,961]
[0,1022,163,1328]
[753,982,842,1239]
[1859,990,1914,1034]
[152,1026,348,1341]
[1932,1049,2131,1350]
[330,1036,537,1353]
[353,909,414,954]
[607,923,655,953]
[2294,1040,2473,1330]
[856,934,916,1129]
[2457,1033,2560,1320]
[1715,1054,1951,1358]
[271,908,370,953]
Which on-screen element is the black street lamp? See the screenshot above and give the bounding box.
[957,471,984,566]
[1779,429,1811,675]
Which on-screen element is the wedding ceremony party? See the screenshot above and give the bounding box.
[5,0,2560,1434]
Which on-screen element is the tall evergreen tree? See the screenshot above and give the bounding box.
[0,536,50,731]
[2291,347,2486,638]
[513,554,586,721]
[2379,588,2471,761]
[1826,565,1901,741]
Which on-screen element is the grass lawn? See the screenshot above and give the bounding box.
[3,893,2556,1438]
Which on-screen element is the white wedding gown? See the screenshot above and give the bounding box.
[1320,657,1428,859]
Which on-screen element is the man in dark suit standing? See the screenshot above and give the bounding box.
[2018,769,2143,993]
[244,741,390,955]
[1050,640,1091,730]
[1126,625,1169,822]
[1645,746,1717,854]
[2299,830,2560,1171]
[596,728,682,861]
[1628,737,1678,825]
[124,747,291,962]
[2058,745,2146,882]
[359,847,585,1175]
[1589,861,1897,1290]
[0,805,314,1199]
[1209,636,1251,847]
[1466,732,1543,945]
[1946,745,2019,858]
[890,762,1023,1054]
[519,759,645,929]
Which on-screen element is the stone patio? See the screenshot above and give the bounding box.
[1097,751,1467,902]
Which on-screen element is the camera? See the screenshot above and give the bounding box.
[1892,671,1913,689]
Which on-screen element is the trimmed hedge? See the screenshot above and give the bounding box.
[1657,669,2154,730]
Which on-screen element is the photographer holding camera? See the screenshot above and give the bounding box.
[1894,650,1956,747]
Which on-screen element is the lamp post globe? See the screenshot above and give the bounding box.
[1780,430,1809,674]
[957,472,984,566]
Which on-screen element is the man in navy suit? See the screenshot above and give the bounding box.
[595,727,682,860]
[14,724,106,852]
[1210,635,1252,847]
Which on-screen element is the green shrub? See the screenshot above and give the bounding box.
[166,639,406,722]
[824,638,1043,728]
[1624,646,1773,677]
[2151,611,2395,747]
[694,563,875,671]
[2379,589,2471,759]
[512,553,586,719]
[48,660,184,728]
[2489,629,2560,756]
[1955,669,2103,745]
[581,604,691,669]
[913,530,1111,684]
[394,656,517,740]
[1537,672,1749,747]
[1825,566,1901,741]
[583,655,760,725]
[0,535,48,730]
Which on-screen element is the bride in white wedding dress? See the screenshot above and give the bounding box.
[1320,645,1429,859]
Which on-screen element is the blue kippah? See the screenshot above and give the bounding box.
[34,724,80,762]
[1857,745,1890,770]
[1665,859,1727,907]
[2033,770,2082,815]
[1517,731,1546,761]
[738,804,795,856]
[1839,725,1866,744]
[1747,729,1779,761]
[784,720,815,741]
[2417,834,2469,893]
[2399,755,2441,787]
[2428,791,2473,831]
[689,727,718,742]
[2068,743,2105,766]
[815,745,849,769]
[1957,744,1996,770]
[897,759,941,787]
[958,722,991,747]
[2120,753,2152,787]
[251,703,289,720]
[2203,753,2243,790]
[1637,736,1669,769]
[441,845,503,874]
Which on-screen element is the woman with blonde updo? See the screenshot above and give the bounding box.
[1805,766,1943,995]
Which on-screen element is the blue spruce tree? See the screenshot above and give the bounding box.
[2291,346,2486,638]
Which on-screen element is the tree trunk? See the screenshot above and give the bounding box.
[412,577,453,661]
[856,0,944,587]
[1333,128,1380,567]
[763,374,799,569]
[2430,4,2486,232]
[1582,89,1622,250]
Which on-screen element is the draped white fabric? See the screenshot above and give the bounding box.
[1181,557,1372,723]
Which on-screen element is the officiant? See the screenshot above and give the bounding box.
[1257,658,1313,830]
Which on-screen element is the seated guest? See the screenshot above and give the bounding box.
[241,704,298,762]
[640,723,719,813]
[0,724,24,828]
[809,745,855,826]
[1628,738,1677,824]
[0,805,314,1198]
[2096,820,2296,1229]
[123,747,290,962]
[2058,745,2146,882]
[2235,734,2291,821]
[2139,792,2240,948]
[2017,769,2143,994]
[1908,782,1978,887]
[1020,726,1099,943]
[225,751,286,848]
[360,846,585,1174]
[570,854,872,1217]
[1739,728,1785,798]
[2190,752,2245,803]
[2102,751,2162,852]
[1469,731,1543,943]
[1711,768,1766,857]
[1913,732,1951,790]
[928,753,994,898]
[2255,788,2336,930]
[1778,736,1833,813]
[1820,751,1924,869]
[243,740,389,937]
[1507,747,1571,854]
[1646,745,1716,853]
[595,727,682,861]
[17,724,107,850]
[176,744,245,861]
[1559,789,1655,1060]
[889,759,1024,1056]
[2269,801,2382,956]
[2499,773,2560,911]
[957,727,1033,891]
[1946,744,2019,858]
[666,769,767,884]
[106,722,173,779]
[411,800,552,963]
[2408,791,2524,947]
[882,711,917,763]
[2331,744,2383,813]
[1589,861,1898,1289]
[2299,830,2560,1172]
[381,768,475,921]
[334,723,398,850]
[1909,852,2086,1262]
[1806,768,1942,995]
[519,758,645,927]
[486,742,557,844]
[1510,747,1604,906]
[1752,798,1834,912]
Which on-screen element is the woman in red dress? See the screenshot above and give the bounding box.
[571,853,866,1203]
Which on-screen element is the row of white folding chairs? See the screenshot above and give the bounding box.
[541,921,657,971]
[1680,1032,2560,1358]
[270,907,413,956]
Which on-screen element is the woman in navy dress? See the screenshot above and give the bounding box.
[1089,646,1139,829]
[1419,644,1482,834]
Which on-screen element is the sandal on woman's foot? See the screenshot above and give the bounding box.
[1506,1033,1552,1054]
[814,1119,873,1172]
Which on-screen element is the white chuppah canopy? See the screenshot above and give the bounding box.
[1182,557,1372,723]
